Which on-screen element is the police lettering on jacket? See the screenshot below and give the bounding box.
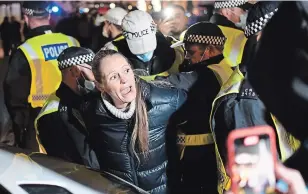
[42,43,69,61]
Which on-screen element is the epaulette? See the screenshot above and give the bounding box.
[238,79,258,99]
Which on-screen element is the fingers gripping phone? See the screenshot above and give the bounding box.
[227,126,277,194]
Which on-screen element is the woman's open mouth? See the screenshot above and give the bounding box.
[121,86,132,95]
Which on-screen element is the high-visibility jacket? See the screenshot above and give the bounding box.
[34,93,60,154]
[176,57,234,162]
[18,32,79,108]
[218,25,247,67]
[103,35,184,81]
[209,67,301,194]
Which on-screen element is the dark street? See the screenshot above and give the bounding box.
[0,57,13,145]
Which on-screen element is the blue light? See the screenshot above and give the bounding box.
[52,6,59,13]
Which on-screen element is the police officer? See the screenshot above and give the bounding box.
[247,1,308,181]
[101,7,128,50]
[35,47,99,169]
[210,2,300,193]
[210,0,252,67]
[103,10,184,81]
[163,22,234,194]
[3,1,80,151]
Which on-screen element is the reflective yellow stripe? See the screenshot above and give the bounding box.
[139,71,169,82]
[177,133,214,146]
[20,43,44,104]
[271,114,301,161]
[68,36,80,47]
[114,35,125,42]
[177,133,214,161]
[110,36,125,52]
[228,33,246,67]
[34,94,60,154]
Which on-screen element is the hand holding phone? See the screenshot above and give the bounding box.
[224,163,308,194]
[275,163,307,194]
[227,126,277,194]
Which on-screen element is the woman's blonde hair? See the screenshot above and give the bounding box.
[92,49,149,161]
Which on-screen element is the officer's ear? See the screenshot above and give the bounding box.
[24,15,29,26]
[221,8,232,19]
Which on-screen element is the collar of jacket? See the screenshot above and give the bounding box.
[112,34,124,42]
[210,13,243,31]
[25,25,53,40]
[186,54,224,72]
[56,82,84,109]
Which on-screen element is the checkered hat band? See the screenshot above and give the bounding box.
[22,8,51,16]
[244,9,278,37]
[214,0,247,9]
[23,8,34,16]
[58,53,95,70]
[186,35,226,45]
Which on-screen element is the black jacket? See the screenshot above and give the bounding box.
[3,25,54,150]
[37,83,99,169]
[159,55,224,193]
[111,32,177,76]
[212,78,276,164]
[81,81,186,193]
[247,1,308,181]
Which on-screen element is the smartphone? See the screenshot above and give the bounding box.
[227,126,277,194]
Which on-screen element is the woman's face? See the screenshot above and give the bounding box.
[97,54,137,108]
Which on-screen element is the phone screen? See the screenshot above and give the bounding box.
[232,134,276,194]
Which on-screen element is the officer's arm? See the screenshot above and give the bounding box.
[156,71,198,91]
[3,49,31,146]
[37,114,86,164]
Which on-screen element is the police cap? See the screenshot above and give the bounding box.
[171,22,226,48]
[214,0,252,11]
[244,1,281,38]
[22,1,51,17]
[57,47,95,71]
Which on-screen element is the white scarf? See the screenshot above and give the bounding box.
[101,93,136,120]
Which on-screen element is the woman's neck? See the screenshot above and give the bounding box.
[114,101,128,109]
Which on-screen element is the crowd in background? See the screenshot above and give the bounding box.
[0,2,213,57]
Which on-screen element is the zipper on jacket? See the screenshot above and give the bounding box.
[126,119,139,186]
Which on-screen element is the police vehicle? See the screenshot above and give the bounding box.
[0,144,148,194]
